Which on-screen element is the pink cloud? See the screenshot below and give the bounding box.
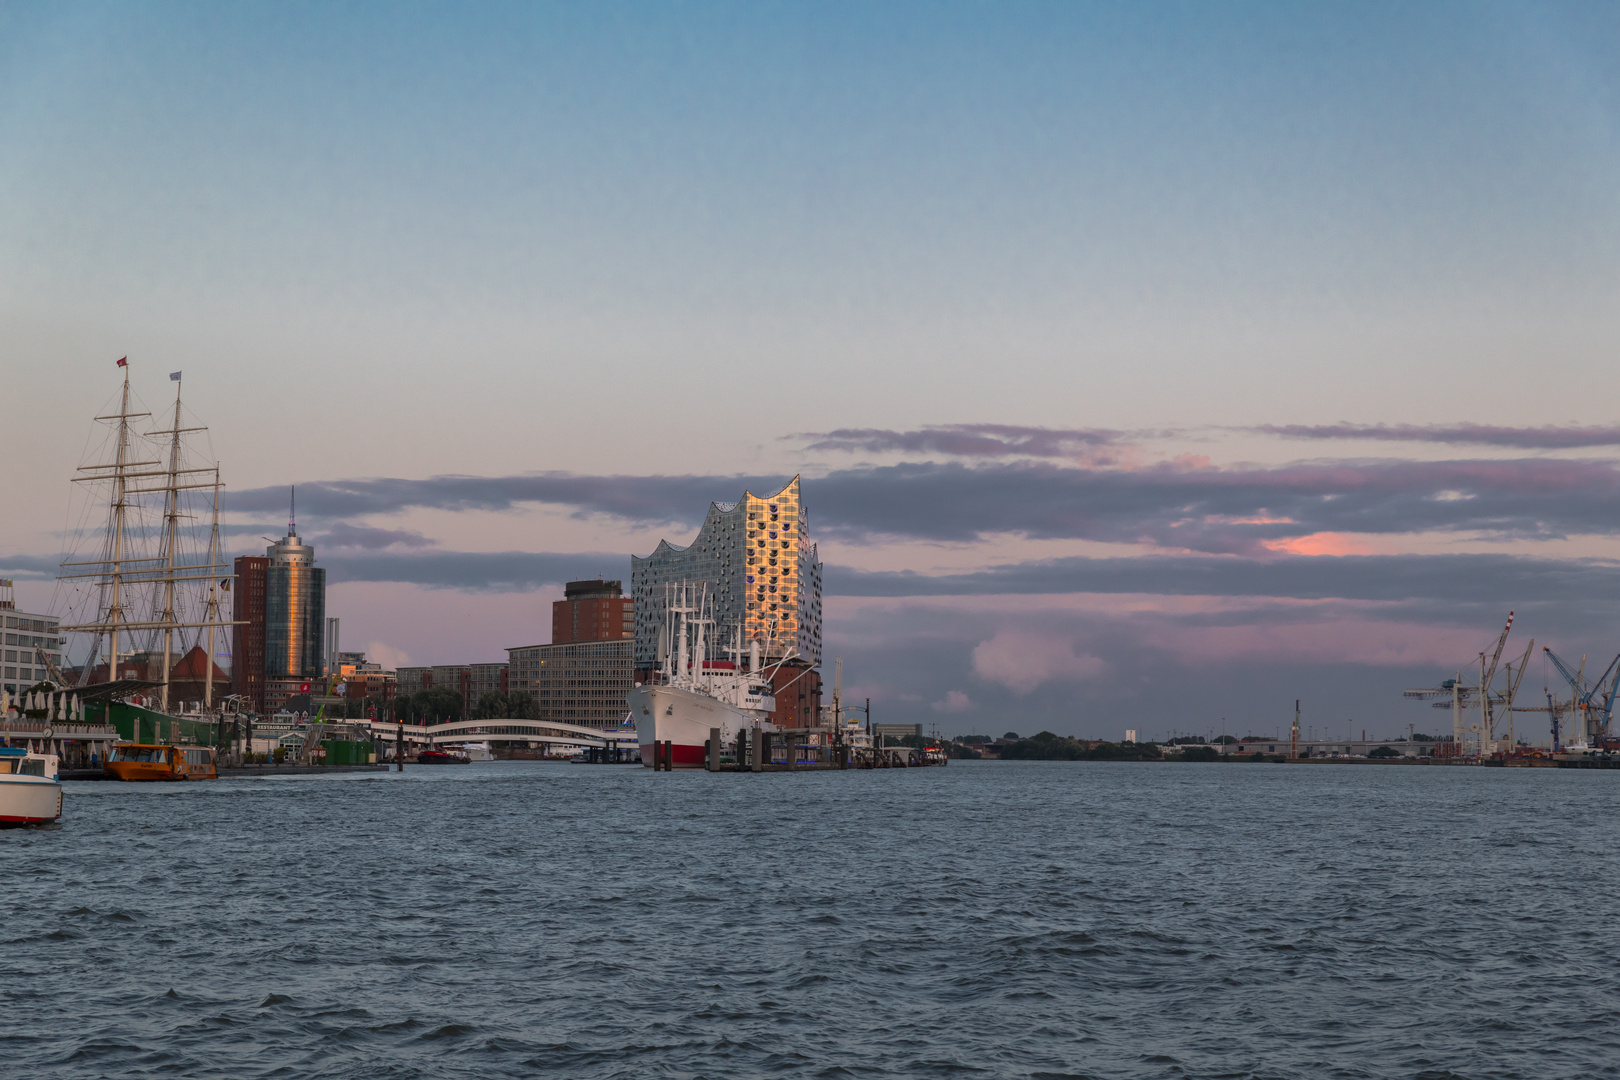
[1261,532,1378,556]
[972,631,1108,694]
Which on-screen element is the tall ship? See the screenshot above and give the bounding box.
[627,584,781,768]
[54,361,235,764]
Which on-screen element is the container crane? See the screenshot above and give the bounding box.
[1542,646,1620,748]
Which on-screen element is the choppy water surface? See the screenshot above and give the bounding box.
[6,762,1620,1079]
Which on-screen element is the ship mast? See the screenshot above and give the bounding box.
[157,375,185,712]
[203,465,223,711]
[60,364,238,707]
[71,364,149,685]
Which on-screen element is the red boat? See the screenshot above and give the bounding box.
[415,748,469,764]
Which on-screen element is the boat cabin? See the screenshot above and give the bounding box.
[104,743,217,782]
[0,746,59,779]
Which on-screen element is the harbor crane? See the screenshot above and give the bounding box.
[1402,612,1531,756]
[1542,646,1620,749]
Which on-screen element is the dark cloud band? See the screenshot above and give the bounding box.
[1253,423,1620,449]
[229,455,1620,555]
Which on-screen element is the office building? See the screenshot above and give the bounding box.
[1,597,63,694]
[397,666,431,697]
[233,509,327,713]
[553,579,633,644]
[264,524,325,685]
[468,662,508,706]
[230,555,268,709]
[508,639,633,728]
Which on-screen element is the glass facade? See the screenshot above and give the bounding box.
[263,531,326,681]
[631,476,822,670]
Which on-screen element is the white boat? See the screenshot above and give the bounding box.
[627,584,779,768]
[0,746,62,826]
[450,741,495,761]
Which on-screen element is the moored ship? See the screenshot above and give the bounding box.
[627,585,779,768]
[55,362,235,770]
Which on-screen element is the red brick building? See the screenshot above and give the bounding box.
[552,579,633,644]
[231,555,269,710]
[768,662,823,728]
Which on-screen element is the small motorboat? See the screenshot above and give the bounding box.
[449,741,495,761]
[415,748,470,765]
[0,747,63,826]
[103,744,218,782]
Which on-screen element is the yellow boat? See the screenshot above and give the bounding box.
[103,744,217,782]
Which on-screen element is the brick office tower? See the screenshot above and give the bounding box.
[552,580,633,644]
[508,580,634,728]
[231,555,269,711]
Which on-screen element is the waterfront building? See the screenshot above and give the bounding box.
[1,595,63,694]
[397,666,431,697]
[396,660,506,717]
[553,579,633,644]
[431,665,472,710]
[230,555,269,709]
[631,476,823,668]
[630,476,823,726]
[334,655,397,706]
[233,515,328,713]
[264,523,326,691]
[468,662,508,706]
[507,639,633,728]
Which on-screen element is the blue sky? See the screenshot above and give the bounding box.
[5,2,1620,737]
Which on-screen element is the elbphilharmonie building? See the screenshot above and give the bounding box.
[631,476,823,672]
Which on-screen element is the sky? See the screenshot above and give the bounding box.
[4,1,1620,740]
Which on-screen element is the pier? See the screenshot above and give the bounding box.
[654,727,947,772]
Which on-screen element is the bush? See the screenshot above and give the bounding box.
[273,747,286,764]
[1176,746,1220,762]
[1368,745,1400,759]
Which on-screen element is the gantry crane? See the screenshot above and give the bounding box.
[1542,646,1620,748]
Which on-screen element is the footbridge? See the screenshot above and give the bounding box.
[360,718,639,754]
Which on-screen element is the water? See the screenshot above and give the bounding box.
[6,761,1620,1079]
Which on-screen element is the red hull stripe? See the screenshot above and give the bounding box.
[640,743,709,767]
[0,814,58,823]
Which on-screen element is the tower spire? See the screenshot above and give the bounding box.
[290,485,296,536]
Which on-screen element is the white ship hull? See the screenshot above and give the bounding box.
[0,775,63,826]
[628,683,762,769]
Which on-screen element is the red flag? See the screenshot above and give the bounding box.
[299,682,311,692]
[116,356,127,367]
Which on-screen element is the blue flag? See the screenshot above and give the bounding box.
[169,371,182,381]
